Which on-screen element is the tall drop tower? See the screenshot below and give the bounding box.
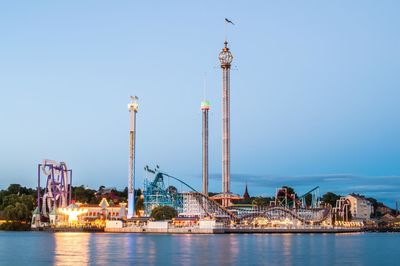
[219,41,233,207]
[201,100,210,195]
[128,96,139,218]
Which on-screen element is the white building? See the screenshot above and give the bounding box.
[345,194,373,221]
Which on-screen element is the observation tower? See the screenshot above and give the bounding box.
[128,96,139,218]
[219,41,233,207]
[201,100,210,195]
[211,39,241,206]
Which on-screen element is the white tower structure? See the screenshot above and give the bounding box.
[201,100,210,195]
[219,41,233,207]
[128,96,138,218]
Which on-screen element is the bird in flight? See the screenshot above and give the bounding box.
[225,18,235,25]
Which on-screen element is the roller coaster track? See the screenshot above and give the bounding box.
[275,186,320,208]
[145,169,331,225]
[183,192,331,224]
[183,192,238,220]
[160,172,198,192]
[238,206,331,224]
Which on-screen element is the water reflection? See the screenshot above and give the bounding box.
[54,233,90,266]
[282,234,293,266]
[134,235,146,264]
[91,233,117,265]
[145,235,157,265]
[4,232,388,265]
[227,234,240,264]
[175,235,193,265]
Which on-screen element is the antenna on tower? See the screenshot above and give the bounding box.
[224,20,227,43]
[203,72,207,101]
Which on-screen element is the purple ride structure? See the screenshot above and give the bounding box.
[37,159,72,218]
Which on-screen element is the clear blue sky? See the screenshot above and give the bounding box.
[1,1,399,206]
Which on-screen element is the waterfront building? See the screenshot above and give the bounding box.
[32,198,127,228]
[77,199,127,222]
[172,216,199,227]
[345,194,373,221]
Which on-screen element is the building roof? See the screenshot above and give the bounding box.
[66,203,80,209]
[32,207,40,215]
[230,204,255,208]
[173,217,199,221]
[99,198,110,209]
[78,203,124,209]
[126,217,150,222]
[381,213,395,220]
[210,192,242,200]
[347,193,372,204]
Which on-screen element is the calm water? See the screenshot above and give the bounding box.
[0,232,398,265]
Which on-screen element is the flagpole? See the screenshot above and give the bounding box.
[203,72,207,100]
[224,19,227,42]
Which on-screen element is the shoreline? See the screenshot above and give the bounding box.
[3,227,400,234]
[104,227,364,234]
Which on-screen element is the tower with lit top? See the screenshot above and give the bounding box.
[127,96,138,218]
[219,41,233,207]
[201,100,210,195]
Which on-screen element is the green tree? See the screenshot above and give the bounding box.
[135,196,144,215]
[304,194,312,207]
[0,190,7,207]
[0,194,34,211]
[134,189,144,214]
[321,192,340,207]
[4,202,30,222]
[167,186,178,195]
[282,186,297,198]
[7,184,22,195]
[109,187,129,202]
[365,197,378,216]
[150,206,177,221]
[252,197,271,207]
[72,185,96,203]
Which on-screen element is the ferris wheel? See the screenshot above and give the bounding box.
[38,159,72,217]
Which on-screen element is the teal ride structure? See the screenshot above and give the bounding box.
[143,166,197,216]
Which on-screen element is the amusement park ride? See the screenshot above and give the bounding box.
[274,186,321,209]
[141,166,332,225]
[32,158,333,228]
[37,159,72,218]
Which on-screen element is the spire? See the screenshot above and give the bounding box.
[243,183,250,200]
